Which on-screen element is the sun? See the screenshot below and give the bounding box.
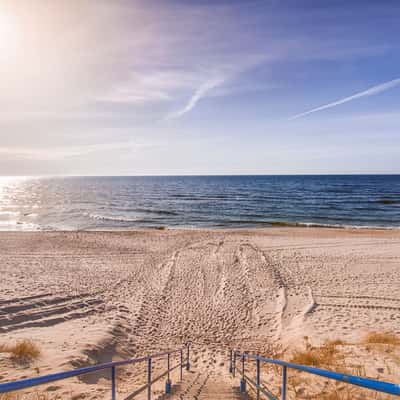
[0,11,18,52]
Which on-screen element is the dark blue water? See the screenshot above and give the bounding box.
[0,175,399,230]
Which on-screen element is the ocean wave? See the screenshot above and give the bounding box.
[374,199,398,205]
[267,221,399,229]
[22,212,39,218]
[134,208,178,216]
[89,213,139,223]
[213,220,400,229]
[0,211,20,217]
[0,220,40,231]
[170,194,226,201]
[0,220,19,226]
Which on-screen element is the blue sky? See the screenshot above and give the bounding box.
[0,0,399,175]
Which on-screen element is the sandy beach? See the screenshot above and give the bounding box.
[1,227,400,399]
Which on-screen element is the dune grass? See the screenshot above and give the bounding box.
[287,333,400,399]
[290,338,345,368]
[0,339,41,363]
[364,332,400,345]
[0,393,64,400]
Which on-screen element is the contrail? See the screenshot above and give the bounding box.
[167,78,223,119]
[289,78,400,120]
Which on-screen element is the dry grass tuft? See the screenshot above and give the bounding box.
[0,339,41,363]
[364,332,400,345]
[319,388,354,400]
[290,339,344,368]
[11,340,41,362]
[0,395,15,400]
[321,391,346,400]
[0,343,9,352]
[0,393,65,400]
[326,339,346,347]
[286,335,399,400]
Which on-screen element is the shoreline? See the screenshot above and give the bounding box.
[1,224,400,234]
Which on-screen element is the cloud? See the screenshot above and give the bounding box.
[164,54,267,119]
[0,141,159,161]
[289,78,400,120]
[96,70,200,104]
[166,77,224,119]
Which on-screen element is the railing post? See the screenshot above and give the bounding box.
[282,366,287,400]
[165,353,171,394]
[147,357,152,400]
[256,356,260,400]
[229,350,233,373]
[186,342,190,371]
[167,353,170,381]
[180,349,183,381]
[233,351,236,377]
[240,354,246,393]
[111,366,116,400]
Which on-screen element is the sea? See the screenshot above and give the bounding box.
[0,175,399,231]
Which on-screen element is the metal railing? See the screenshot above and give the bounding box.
[230,350,400,399]
[0,343,191,400]
[3,343,400,399]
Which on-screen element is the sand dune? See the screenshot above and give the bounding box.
[0,228,399,398]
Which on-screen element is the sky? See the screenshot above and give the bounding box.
[0,0,399,175]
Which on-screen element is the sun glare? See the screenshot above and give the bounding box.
[0,11,18,52]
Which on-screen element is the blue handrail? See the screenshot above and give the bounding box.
[0,345,190,400]
[231,350,400,399]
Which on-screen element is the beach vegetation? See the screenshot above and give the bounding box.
[0,339,41,364]
[290,339,344,368]
[364,332,400,346]
[0,393,64,400]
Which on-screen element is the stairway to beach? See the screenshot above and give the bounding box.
[155,370,250,400]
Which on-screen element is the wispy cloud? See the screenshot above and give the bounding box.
[165,53,267,119]
[0,141,160,161]
[289,78,400,120]
[96,70,200,104]
[166,77,224,119]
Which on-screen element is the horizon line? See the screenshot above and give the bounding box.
[1,173,400,178]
